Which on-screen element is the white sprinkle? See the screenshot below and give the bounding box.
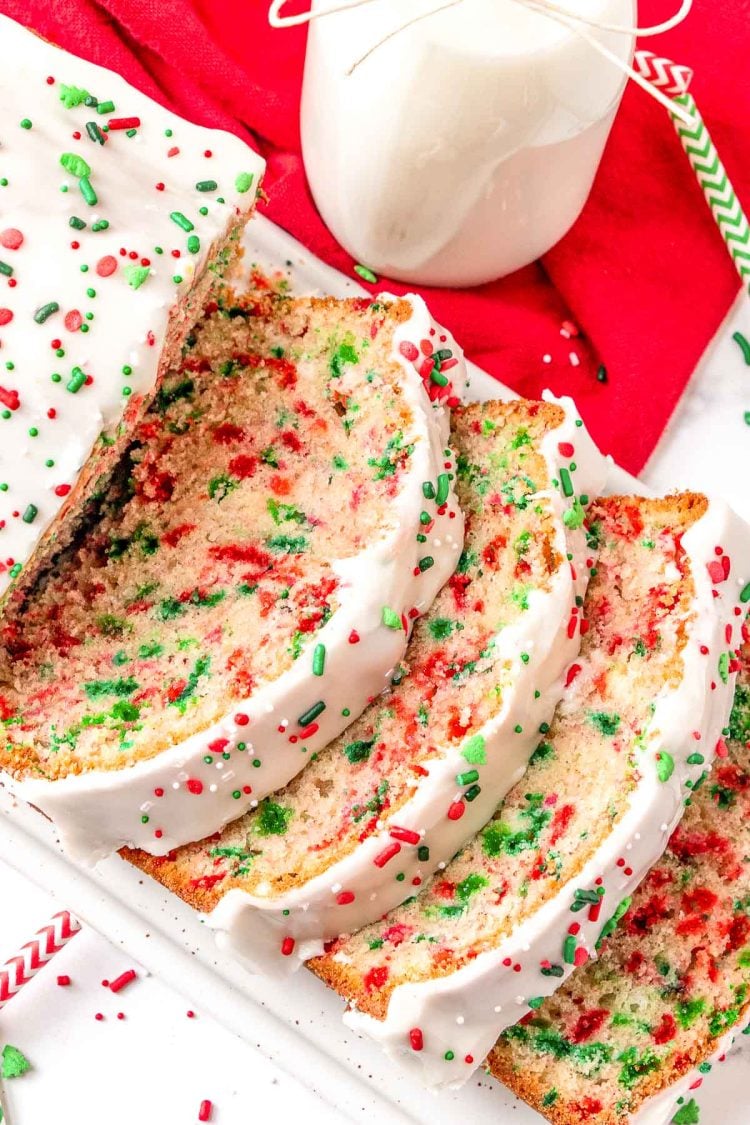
[569,352,580,367]
[172,781,180,790]
[456,1016,465,1025]
[542,354,552,364]
[331,883,342,894]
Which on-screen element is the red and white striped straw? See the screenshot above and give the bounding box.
[0,910,82,1010]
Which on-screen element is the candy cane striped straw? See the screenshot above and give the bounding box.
[0,910,81,1010]
[635,50,750,292]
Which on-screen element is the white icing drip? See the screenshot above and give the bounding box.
[207,396,608,974]
[9,296,466,862]
[342,496,750,1089]
[0,15,264,595]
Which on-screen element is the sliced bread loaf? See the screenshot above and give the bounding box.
[0,14,263,608]
[125,397,606,970]
[0,291,465,861]
[311,493,750,1088]
[488,637,750,1125]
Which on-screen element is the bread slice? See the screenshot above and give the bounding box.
[0,291,465,862]
[0,14,263,610]
[488,638,750,1124]
[125,397,607,970]
[310,494,750,1088]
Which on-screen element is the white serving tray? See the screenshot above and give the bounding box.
[0,215,744,1125]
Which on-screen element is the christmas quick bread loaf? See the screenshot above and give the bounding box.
[1,289,465,861]
[489,638,750,1125]
[311,493,750,1089]
[127,396,607,973]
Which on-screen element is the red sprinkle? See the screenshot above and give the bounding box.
[557,442,575,458]
[96,255,118,278]
[280,936,295,957]
[108,117,141,131]
[234,712,249,726]
[336,890,355,906]
[57,975,71,986]
[109,969,137,994]
[186,778,204,795]
[409,1028,424,1051]
[0,229,23,251]
[198,1100,213,1123]
[374,842,402,868]
[447,799,465,821]
[389,826,421,846]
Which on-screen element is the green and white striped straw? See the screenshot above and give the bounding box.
[671,92,750,291]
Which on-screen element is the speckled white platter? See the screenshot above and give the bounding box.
[0,214,745,1125]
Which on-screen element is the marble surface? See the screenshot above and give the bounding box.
[645,293,750,520]
[0,250,748,1124]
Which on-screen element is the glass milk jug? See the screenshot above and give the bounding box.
[301,0,636,286]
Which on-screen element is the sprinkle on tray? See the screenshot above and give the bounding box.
[1,1044,31,1079]
[354,263,378,284]
[733,330,750,365]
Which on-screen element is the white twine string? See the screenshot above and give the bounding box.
[268,0,697,123]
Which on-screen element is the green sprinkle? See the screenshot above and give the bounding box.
[298,700,326,727]
[19,118,32,130]
[719,652,730,684]
[382,606,403,630]
[86,121,105,144]
[656,751,675,782]
[67,366,87,393]
[435,472,450,505]
[732,331,750,365]
[354,264,378,284]
[187,234,200,254]
[21,504,38,524]
[672,1100,700,1125]
[563,934,577,964]
[418,845,430,862]
[444,1051,455,1062]
[97,100,116,115]
[312,643,326,676]
[559,467,574,497]
[418,556,435,572]
[0,261,13,277]
[686,752,705,765]
[79,176,98,206]
[596,364,608,383]
[69,216,87,230]
[196,179,218,192]
[33,302,60,324]
[170,211,194,232]
[124,264,151,290]
[60,152,91,178]
[456,769,479,786]
[422,481,436,500]
[2,1045,31,1079]
[235,171,255,194]
[91,219,109,232]
[464,784,481,801]
[740,581,750,604]
[59,84,90,108]
[461,734,486,764]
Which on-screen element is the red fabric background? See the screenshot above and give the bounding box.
[4,0,748,472]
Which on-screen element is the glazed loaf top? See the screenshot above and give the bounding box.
[0,14,264,600]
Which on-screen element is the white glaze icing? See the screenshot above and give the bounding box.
[632,1018,749,1125]
[341,496,750,1089]
[208,395,608,974]
[9,295,466,862]
[0,14,264,596]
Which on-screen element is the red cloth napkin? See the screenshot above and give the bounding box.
[5,0,748,473]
